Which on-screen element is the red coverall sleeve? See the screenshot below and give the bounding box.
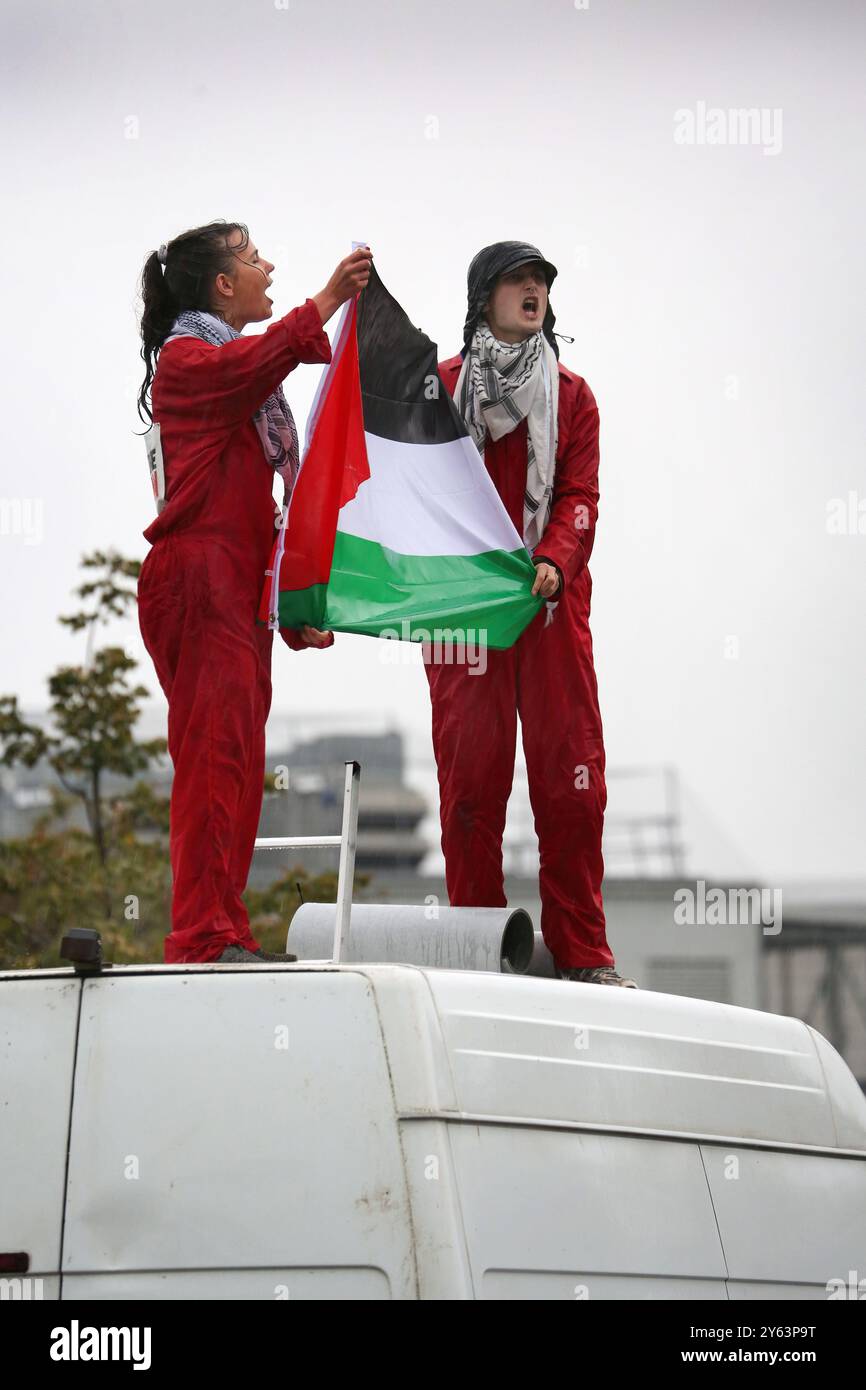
[533,377,600,591]
[156,298,332,427]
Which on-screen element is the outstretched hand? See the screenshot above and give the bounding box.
[299,625,334,648]
[531,561,561,600]
[313,247,373,325]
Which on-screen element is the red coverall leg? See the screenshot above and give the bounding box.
[138,535,269,963]
[516,576,611,970]
[425,569,613,972]
[424,643,518,909]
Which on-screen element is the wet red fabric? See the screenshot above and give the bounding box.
[425,354,614,971]
[137,300,332,963]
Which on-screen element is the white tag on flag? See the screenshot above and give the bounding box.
[144,422,166,513]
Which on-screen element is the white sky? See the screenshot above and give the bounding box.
[1,0,864,885]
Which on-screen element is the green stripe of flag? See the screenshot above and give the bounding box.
[276,530,543,648]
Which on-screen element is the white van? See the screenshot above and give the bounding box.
[2,960,865,1300]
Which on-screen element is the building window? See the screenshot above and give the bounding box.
[647,958,732,1004]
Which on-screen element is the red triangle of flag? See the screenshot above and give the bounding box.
[259,298,369,626]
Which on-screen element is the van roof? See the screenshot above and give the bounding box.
[406,969,866,1154]
[5,962,865,1153]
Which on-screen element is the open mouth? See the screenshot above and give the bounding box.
[522,298,539,314]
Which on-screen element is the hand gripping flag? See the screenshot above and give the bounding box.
[258,263,543,648]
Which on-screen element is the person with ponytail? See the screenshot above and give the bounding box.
[136,221,372,965]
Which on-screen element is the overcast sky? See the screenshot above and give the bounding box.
[1,0,863,887]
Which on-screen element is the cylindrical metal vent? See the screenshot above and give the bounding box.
[527,931,558,978]
[288,903,535,974]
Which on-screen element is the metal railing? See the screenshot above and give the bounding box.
[253,760,360,964]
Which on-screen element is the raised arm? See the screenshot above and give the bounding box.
[154,248,373,429]
[154,299,330,428]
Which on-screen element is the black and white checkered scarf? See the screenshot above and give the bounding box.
[164,309,300,499]
[453,321,559,552]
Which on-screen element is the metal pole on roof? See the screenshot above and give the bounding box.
[332,761,361,963]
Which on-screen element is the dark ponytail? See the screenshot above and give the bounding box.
[136,219,249,424]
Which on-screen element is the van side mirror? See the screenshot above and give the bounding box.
[60,928,109,974]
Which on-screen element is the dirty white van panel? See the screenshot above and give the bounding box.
[0,976,79,1284]
[445,1125,728,1299]
[61,971,415,1299]
[701,1145,866,1299]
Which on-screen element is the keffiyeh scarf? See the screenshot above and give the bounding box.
[453,322,559,552]
[164,309,300,499]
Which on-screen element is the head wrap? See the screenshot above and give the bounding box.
[462,240,559,359]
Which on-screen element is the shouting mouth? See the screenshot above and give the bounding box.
[522,297,539,315]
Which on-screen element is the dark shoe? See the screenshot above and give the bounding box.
[216,944,297,965]
[216,944,263,964]
[557,965,639,989]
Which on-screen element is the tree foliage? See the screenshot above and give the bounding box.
[0,551,166,865]
[0,551,344,969]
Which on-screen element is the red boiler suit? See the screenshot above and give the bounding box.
[426,353,614,972]
[137,299,332,964]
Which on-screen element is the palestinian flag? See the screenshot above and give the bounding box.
[258,264,542,648]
